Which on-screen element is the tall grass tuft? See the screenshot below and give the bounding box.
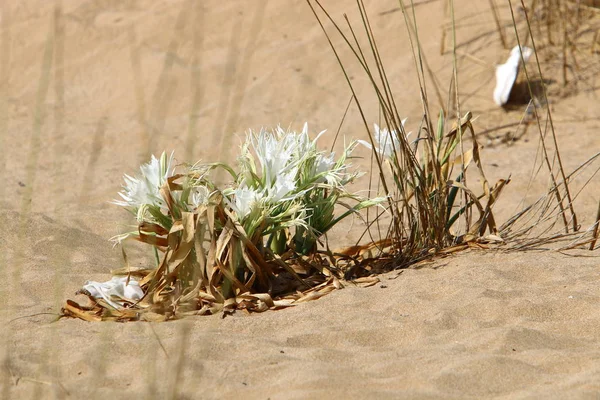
[307,0,509,272]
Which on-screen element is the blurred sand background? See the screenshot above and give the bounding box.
[1,0,599,398]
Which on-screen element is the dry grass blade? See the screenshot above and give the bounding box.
[589,200,600,250]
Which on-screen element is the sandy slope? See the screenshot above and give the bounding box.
[1,0,599,398]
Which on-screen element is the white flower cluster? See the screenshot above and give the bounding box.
[230,123,353,221]
[112,151,212,221]
[99,122,385,309]
[110,122,378,252]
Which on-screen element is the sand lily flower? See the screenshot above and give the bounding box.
[251,127,298,187]
[81,276,144,310]
[358,120,410,159]
[316,153,335,176]
[228,185,264,220]
[67,121,388,322]
[268,169,298,202]
[113,152,174,210]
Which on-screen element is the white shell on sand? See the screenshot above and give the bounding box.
[83,276,144,309]
[493,45,533,106]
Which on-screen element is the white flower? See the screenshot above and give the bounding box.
[358,120,410,159]
[246,124,322,202]
[249,123,327,186]
[229,185,263,220]
[294,122,317,156]
[316,153,335,174]
[189,185,210,209]
[268,169,298,202]
[113,152,174,209]
[82,276,144,310]
[314,153,336,183]
[251,128,296,186]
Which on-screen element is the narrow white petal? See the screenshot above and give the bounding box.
[357,139,374,150]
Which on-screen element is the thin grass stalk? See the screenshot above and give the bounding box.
[397,0,435,135]
[590,200,600,250]
[401,0,443,185]
[507,0,577,233]
[314,6,394,125]
[448,0,472,235]
[502,152,600,247]
[330,95,354,153]
[356,3,399,128]
[489,0,508,48]
[53,0,65,210]
[399,5,446,235]
[562,0,569,86]
[547,0,554,45]
[44,5,69,383]
[0,3,10,393]
[321,2,416,248]
[395,0,451,249]
[313,0,501,255]
[308,0,402,239]
[421,52,447,116]
[356,1,429,247]
[522,0,578,232]
[340,14,411,172]
[342,15,412,201]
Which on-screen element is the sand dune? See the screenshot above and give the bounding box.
[3,212,599,398]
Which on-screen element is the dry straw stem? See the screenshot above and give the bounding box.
[589,199,600,250]
[511,0,579,234]
[437,0,600,250]
[493,0,600,250]
[513,0,600,90]
[501,150,600,250]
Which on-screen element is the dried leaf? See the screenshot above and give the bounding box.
[62,300,102,322]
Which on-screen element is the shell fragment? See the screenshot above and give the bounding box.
[493,45,533,106]
[82,276,144,309]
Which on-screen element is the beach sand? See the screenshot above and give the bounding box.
[1,0,599,398]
